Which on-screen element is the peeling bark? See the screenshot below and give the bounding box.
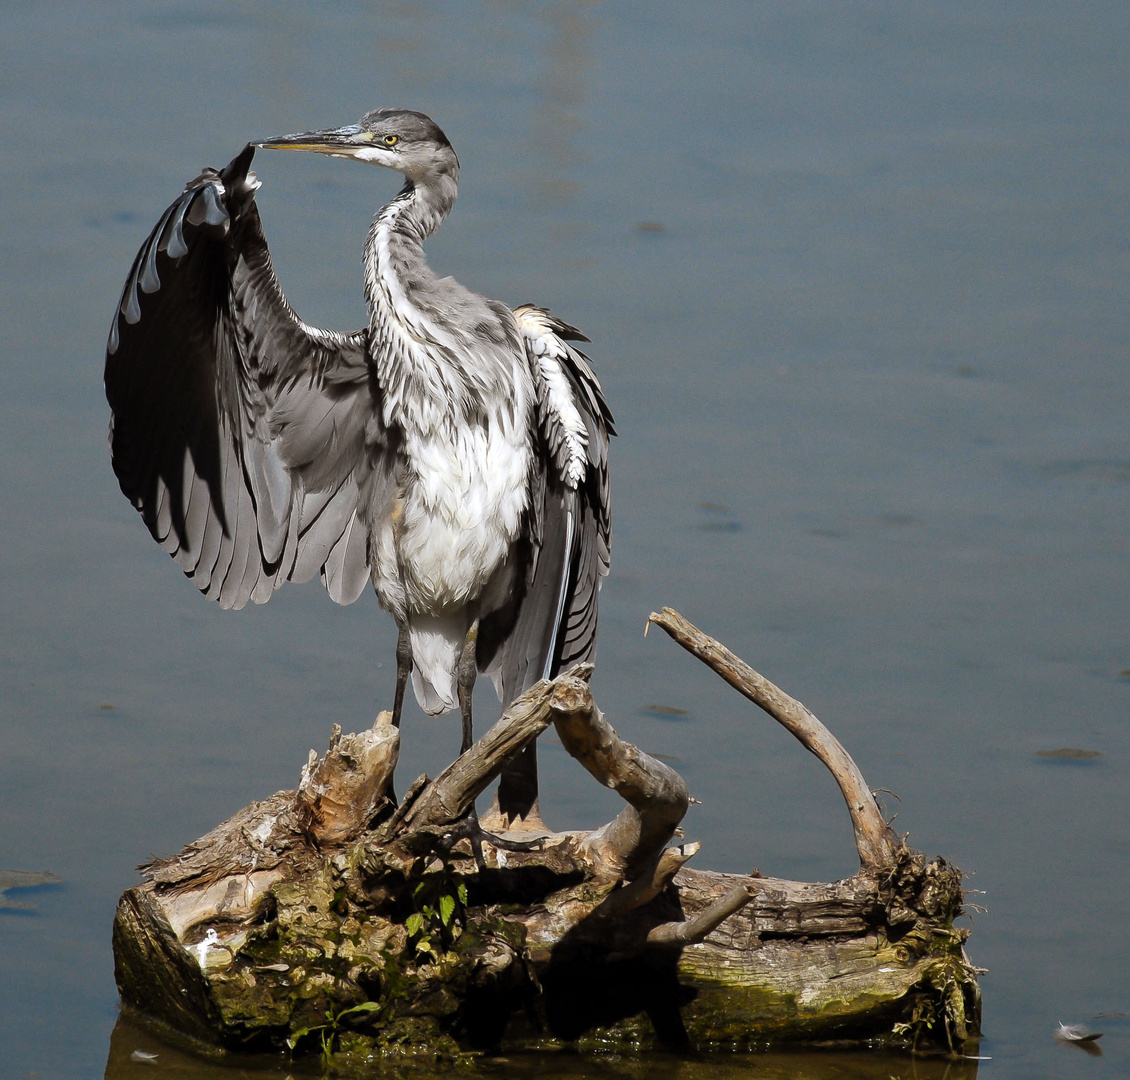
[112,611,981,1069]
[295,714,399,846]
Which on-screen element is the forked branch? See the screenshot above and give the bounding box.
[394,664,688,880]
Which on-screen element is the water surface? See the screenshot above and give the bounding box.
[1,2,1128,1078]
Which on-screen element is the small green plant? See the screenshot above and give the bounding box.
[893,993,940,1053]
[404,859,468,959]
[288,1000,382,1069]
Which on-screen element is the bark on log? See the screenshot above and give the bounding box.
[112,612,981,1070]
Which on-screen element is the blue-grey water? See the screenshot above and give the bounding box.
[2,2,1128,1078]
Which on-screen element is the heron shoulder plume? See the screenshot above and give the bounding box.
[104,108,613,825]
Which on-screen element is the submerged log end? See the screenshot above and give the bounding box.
[113,886,221,1047]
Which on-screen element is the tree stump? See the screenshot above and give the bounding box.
[112,610,981,1069]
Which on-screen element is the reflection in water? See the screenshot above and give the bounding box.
[529,1,598,209]
[105,1015,292,1079]
[105,1013,981,1080]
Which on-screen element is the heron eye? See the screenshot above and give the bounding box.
[383,135,399,146]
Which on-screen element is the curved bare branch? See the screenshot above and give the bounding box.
[647,608,897,872]
[553,686,689,879]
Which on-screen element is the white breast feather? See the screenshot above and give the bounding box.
[398,415,530,612]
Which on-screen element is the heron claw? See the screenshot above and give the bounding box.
[438,805,546,869]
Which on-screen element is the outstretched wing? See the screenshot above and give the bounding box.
[482,304,614,703]
[105,144,392,611]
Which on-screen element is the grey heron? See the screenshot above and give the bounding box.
[104,108,613,827]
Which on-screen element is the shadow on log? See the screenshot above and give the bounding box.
[113,610,982,1071]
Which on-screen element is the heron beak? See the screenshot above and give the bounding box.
[255,124,373,159]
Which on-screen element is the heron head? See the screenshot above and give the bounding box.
[257,108,459,182]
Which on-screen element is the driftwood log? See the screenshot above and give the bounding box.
[113,610,981,1069]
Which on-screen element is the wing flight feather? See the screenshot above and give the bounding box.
[483,304,614,703]
[104,144,386,611]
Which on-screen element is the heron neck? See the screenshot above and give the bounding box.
[364,172,456,311]
[383,172,456,244]
[364,173,466,425]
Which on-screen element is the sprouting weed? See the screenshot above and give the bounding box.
[288,1001,382,1069]
[405,857,468,959]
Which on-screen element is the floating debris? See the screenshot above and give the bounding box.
[1036,748,1102,761]
[129,1049,159,1065]
[635,221,665,233]
[0,870,62,910]
[696,502,742,532]
[1055,1022,1103,1042]
[642,703,690,720]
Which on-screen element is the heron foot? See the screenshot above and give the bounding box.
[437,804,546,869]
[479,798,549,835]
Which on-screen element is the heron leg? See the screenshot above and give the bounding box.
[392,622,412,729]
[457,621,479,754]
[451,622,546,863]
[496,744,541,829]
[454,621,488,864]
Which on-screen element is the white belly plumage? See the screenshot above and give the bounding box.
[398,426,530,611]
[381,422,532,715]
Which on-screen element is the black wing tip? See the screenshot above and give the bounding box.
[518,303,591,343]
[550,316,590,343]
[223,143,256,185]
[108,141,260,361]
